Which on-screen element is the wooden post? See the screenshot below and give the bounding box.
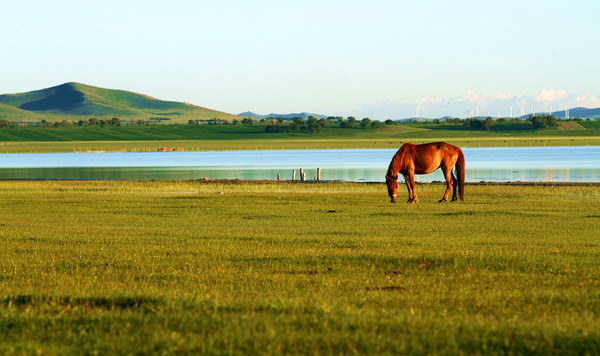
[292,170,296,181]
[277,173,280,181]
[317,167,321,181]
[300,168,305,181]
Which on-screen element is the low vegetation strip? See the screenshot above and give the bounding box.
[0,181,598,354]
[0,123,599,153]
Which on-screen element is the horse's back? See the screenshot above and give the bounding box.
[399,142,460,173]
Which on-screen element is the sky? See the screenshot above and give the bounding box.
[2,0,599,119]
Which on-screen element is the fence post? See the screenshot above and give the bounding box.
[292,170,296,181]
[317,167,321,181]
[300,168,305,182]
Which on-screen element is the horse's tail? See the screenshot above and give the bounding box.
[455,147,465,200]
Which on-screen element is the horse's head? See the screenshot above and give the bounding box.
[385,174,398,203]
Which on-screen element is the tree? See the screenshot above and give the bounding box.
[483,117,494,131]
[306,117,322,133]
[547,115,558,128]
[290,117,304,131]
[529,115,554,129]
[464,118,486,130]
[360,117,372,128]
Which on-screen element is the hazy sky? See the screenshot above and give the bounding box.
[2,0,599,119]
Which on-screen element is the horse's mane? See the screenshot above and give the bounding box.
[387,143,412,176]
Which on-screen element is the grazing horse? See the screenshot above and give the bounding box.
[385,142,465,203]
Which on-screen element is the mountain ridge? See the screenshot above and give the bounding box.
[239,111,328,120]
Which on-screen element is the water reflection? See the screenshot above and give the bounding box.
[466,167,599,183]
[0,146,599,182]
[1,166,599,183]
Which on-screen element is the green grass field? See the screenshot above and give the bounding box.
[1,123,599,153]
[1,181,599,354]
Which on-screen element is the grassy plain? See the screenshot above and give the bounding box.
[0,180,599,354]
[0,123,599,153]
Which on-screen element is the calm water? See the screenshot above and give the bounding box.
[0,146,599,182]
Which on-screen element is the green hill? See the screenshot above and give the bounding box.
[0,82,240,123]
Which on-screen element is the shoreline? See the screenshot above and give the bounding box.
[2,178,599,186]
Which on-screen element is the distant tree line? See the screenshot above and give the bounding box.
[396,114,574,131]
[261,116,383,133]
[37,117,124,127]
[0,114,596,130]
[190,118,230,125]
[265,117,326,133]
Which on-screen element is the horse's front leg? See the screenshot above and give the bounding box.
[405,172,418,203]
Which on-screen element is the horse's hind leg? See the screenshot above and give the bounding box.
[451,171,458,201]
[439,167,453,202]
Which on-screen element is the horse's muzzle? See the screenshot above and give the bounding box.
[390,195,397,203]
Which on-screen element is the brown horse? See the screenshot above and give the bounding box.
[385,142,465,203]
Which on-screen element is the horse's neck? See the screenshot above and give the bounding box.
[388,151,405,175]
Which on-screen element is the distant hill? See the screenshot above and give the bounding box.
[0,82,240,123]
[239,111,328,120]
[546,107,600,119]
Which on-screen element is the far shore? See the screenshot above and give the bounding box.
[0,134,599,154]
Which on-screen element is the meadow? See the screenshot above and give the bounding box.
[0,123,599,153]
[0,180,599,354]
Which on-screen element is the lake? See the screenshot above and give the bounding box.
[0,146,599,182]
